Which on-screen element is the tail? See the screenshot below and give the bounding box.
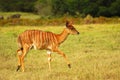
[17,36,22,48]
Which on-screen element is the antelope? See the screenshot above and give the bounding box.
[16,21,79,72]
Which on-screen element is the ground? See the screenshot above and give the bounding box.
[0,24,120,80]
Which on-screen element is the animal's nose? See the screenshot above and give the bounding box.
[77,32,80,35]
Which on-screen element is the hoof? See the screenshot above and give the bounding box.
[68,64,71,68]
[16,65,21,71]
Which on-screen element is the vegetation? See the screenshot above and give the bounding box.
[0,12,120,27]
[0,0,119,79]
[0,0,120,17]
[0,24,120,80]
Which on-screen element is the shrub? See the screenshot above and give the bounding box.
[84,14,94,24]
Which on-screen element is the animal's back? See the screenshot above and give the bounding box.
[17,30,58,50]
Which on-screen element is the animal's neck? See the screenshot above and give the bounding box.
[57,28,69,44]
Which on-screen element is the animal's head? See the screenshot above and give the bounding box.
[66,21,79,35]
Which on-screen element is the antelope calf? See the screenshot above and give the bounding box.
[16,21,79,72]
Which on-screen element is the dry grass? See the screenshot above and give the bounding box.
[0,24,120,80]
[0,12,120,26]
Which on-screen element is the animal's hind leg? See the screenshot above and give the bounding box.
[21,45,29,72]
[16,48,23,71]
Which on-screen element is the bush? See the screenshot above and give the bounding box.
[84,14,94,24]
[34,0,52,16]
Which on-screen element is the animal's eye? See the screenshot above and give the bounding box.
[71,27,75,30]
[68,25,75,30]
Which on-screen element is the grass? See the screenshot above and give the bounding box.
[0,12,120,27]
[0,24,120,80]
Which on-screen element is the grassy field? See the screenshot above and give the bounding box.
[0,12,120,27]
[0,24,120,80]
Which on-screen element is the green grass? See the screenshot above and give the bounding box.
[0,24,120,80]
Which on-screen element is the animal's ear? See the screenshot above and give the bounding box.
[66,20,72,28]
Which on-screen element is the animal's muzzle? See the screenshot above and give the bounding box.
[77,32,80,35]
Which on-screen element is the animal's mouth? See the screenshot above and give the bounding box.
[77,32,80,35]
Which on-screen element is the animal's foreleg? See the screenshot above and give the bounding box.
[47,51,52,71]
[54,49,71,68]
